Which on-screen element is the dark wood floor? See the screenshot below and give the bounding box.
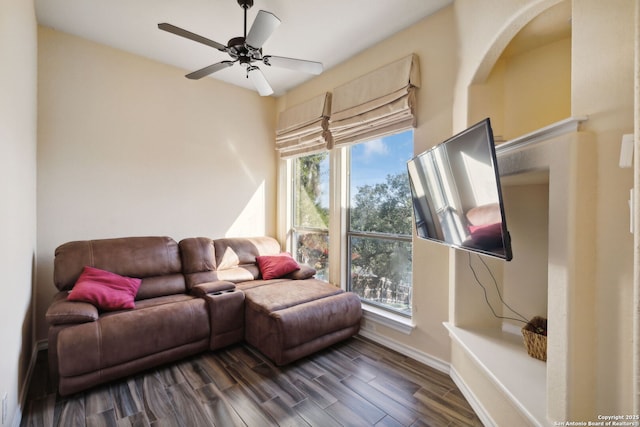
[20,336,482,427]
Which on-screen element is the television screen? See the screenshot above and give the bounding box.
[407,118,512,260]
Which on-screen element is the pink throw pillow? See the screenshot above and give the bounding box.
[256,252,300,280]
[67,266,142,311]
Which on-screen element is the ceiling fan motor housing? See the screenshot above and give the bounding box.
[227,36,262,65]
[237,0,254,9]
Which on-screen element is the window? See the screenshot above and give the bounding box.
[288,130,414,316]
[292,153,330,281]
[347,130,414,316]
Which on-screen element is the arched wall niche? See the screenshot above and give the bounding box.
[470,0,567,85]
[447,1,594,424]
[467,0,571,141]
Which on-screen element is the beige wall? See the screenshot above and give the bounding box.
[277,5,459,364]
[35,27,277,341]
[0,0,38,424]
[572,0,635,413]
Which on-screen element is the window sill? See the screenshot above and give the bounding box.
[361,303,415,335]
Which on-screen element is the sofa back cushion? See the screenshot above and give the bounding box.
[54,236,186,299]
[214,237,281,282]
[179,236,282,285]
[179,237,217,289]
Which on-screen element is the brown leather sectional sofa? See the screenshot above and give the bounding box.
[46,236,362,396]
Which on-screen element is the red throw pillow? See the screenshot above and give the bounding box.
[67,266,142,311]
[256,252,300,280]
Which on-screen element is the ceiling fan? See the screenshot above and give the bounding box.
[158,0,323,96]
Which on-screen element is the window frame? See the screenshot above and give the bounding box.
[346,231,413,316]
[344,133,414,317]
[285,130,415,319]
[290,153,331,282]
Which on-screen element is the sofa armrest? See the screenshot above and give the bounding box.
[284,264,316,280]
[46,292,99,326]
[190,280,236,297]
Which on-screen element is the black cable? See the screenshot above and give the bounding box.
[475,253,529,323]
[467,252,529,324]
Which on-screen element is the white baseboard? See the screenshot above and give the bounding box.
[357,329,450,374]
[449,365,496,427]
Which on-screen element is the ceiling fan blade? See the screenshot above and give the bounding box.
[158,23,227,52]
[186,61,234,80]
[246,10,281,49]
[263,55,323,75]
[247,66,274,96]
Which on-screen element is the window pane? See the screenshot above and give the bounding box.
[348,130,414,316]
[293,153,330,280]
[349,235,412,315]
[294,153,329,229]
[294,230,329,281]
[349,132,413,235]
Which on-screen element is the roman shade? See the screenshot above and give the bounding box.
[330,54,420,146]
[275,92,332,159]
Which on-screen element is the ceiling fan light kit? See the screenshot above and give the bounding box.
[158,0,323,96]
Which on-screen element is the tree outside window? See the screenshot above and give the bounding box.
[293,153,329,280]
[348,131,413,315]
[291,130,413,315]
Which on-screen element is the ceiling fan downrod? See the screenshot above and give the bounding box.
[238,0,253,38]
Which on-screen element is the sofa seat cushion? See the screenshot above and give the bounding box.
[236,278,289,291]
[126,294,196,311]
[57,296,209,378]
[243,279,343,314]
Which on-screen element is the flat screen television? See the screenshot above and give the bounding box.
[407,118,512,260]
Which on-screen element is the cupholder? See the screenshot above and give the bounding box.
[212,289,235,296]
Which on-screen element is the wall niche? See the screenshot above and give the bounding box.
[445,2,592,426]
[468,0,572,142]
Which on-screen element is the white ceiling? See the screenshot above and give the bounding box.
[35,0,453,96]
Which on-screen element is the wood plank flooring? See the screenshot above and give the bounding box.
[20,336,482,427]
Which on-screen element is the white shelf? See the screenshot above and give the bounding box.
[495,116,588,156]
[444,322,547,427]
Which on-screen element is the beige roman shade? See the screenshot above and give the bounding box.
[330,54,420,146]
[275,92,332,159]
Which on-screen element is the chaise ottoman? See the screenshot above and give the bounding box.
[240,279,362,365]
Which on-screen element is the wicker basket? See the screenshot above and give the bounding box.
[521,316,547,362]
